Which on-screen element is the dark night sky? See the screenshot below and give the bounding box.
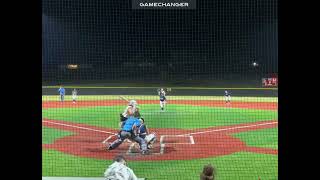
[42,0,278,81]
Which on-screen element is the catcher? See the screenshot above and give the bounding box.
[107,116,148,155]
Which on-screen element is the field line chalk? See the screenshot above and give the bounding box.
[43,120,117,135]
[176,121,278,136]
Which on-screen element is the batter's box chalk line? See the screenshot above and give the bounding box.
[101,134,118,144]
[125,135,195,155]
[159,135,195,154]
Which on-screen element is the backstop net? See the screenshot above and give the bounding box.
[42,0,278,179]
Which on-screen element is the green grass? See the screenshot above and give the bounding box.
[42,95,278,102]
[43,150,277,180]
[42,127,73,144]
[42,105,277,129]
[42,97,278,179]
[233,128,278,149]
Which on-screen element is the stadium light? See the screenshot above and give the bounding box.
[67,64,79,70]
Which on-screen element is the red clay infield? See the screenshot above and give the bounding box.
[42,100,278,161]
[42,100,277,111]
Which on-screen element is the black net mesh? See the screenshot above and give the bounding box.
[42,0,278,179]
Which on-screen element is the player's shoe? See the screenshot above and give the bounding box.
[107,144,113,150]
[141,150,149,155]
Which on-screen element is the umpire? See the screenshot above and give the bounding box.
[108,117,148,154]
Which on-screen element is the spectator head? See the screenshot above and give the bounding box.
[113,155,127,166]
[200,164,215,180]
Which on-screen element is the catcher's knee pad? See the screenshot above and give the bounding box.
[145,133,156,145]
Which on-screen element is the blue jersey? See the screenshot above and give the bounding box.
[58,88,65,95]
[122,117,141,132]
